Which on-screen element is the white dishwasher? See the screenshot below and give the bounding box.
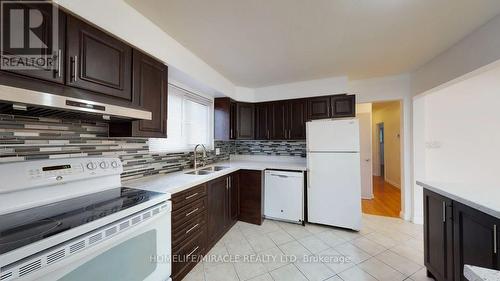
[264,169,304,224]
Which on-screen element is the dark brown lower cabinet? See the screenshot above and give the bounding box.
[423,188,500,281]
[424,189,453,281]
[453,202,500,280]
[238,170,263,225]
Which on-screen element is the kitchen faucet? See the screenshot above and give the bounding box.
[193,144,207,169]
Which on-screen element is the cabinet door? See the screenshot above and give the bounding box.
[66,15,132,101]
[307,96,331,120]
[239,170,263,225]
[424,189,454,281]
[214,98,231,141]
[228,173,240,224]
[130,50,167,137]
[331,95,355,118]
[236,103,255,139]
[288,99,307,140]
[1,2,65,84]
[230,101,237,139]
[270,102,287,139]
[255,103,270,140]
[207,176,228,246]
[454,202,499,280]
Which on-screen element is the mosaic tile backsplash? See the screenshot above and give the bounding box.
[0,114,231,180]
[233,140,306,157]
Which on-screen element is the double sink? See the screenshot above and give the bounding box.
[185,166,228,175]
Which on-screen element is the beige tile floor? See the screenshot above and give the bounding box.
[182,214,432,281]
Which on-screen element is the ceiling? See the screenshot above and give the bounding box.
[126,0,500,88]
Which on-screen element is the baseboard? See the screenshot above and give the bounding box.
[412,215,423,225]
[361,195,374,200]
[385,178,401,189]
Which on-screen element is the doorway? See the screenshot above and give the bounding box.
[361,101,402,218]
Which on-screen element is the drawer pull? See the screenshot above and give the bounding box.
[185,208,199,217]
[187,246,199,258]
[494,224,498,254]
[186,223,200,234]
[442,201,446,222]
[185,193,199,200]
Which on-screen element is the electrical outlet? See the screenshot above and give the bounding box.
[215,148,220,155]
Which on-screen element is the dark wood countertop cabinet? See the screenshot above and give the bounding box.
[423,188,500,281]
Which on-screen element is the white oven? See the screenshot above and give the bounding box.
[1,201,172,281]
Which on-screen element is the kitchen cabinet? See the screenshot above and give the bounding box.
[214,98,237,140]
[453,202,500,280]
[288,99,307,139]
[207,176,228,246]
[1,2,66,84]
[423,187,500,281]
[229,172,240,224]
[66,15,132,101]
[239,170,263,225]
[331,95,356,118]
[307,96,331,120]
[423,189,454,281]
[270,102,287,140]
[171,184,208,281]
[236,102,255,139]
[255,102,271,140]
[109,50,168,137]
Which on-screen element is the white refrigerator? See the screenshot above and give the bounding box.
[306,118,362,231]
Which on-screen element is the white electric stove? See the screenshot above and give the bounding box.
[0,158,172,281]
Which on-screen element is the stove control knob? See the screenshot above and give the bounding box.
[111,161,119,168]
[86,162,97,170]
[100,161,110,169]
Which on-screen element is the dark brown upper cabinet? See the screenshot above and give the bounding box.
[66,15,132,101]
[424,189,454,281]
[214,98,238,140]
[270,102,287,140]
[307,96,331,120]
[130,50,168,137]
[331,95,356,118]
[255,102,271,140]
[1,2,66,84]
[236,102,255,139]
[288,99,307,139]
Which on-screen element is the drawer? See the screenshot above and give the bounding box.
[172,230,206,281]
[172,211,207,247]
[171,184,207,210]
[172,197,207,228]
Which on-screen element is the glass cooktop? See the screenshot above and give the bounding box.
[0,188,166,255]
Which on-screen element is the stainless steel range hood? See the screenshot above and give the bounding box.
[0,84,152,121]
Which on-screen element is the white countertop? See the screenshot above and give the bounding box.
[124,159,306,195]
[465,265,500,281]
[417,181,500,219]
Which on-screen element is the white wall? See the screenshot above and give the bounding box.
[55,0,237,99]
[411,14,500,96]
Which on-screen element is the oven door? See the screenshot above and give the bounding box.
[30,204,171,281]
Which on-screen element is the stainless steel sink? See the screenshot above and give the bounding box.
[185,170,213,175]
[201,166,229,172]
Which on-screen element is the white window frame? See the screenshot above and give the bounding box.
[149,83,214,153]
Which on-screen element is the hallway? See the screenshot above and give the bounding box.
[362,176,401,218]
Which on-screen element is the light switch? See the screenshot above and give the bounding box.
[215,148,220,155]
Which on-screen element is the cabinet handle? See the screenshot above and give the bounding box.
[289,129,291,139]
[185,208,199,217]
[442,201,446,222]
[230,129,233,139]
[186,223,200,234]
[187,246,200,258]
[57,49,62,78]
[72,56,78,82]
[267,129,270,139]
[494,224,497,254]
[185,193,199,200]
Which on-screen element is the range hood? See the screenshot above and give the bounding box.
[0,84,152,121]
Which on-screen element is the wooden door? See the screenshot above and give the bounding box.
[229,172,240,222]
[307,96,331,120]
[207,176,228,246]
[331,95,355,118]
[130,50,167,137]
[288,99,307,139]
[1,2,65,84]
[424,189,454,281]
[255,103,270,140]
[236,103,255,139]
[270,102,287,139]
[238,170,263,225]
[66,15,132,101]
[454,201,499,280]
[214,98,231,141]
